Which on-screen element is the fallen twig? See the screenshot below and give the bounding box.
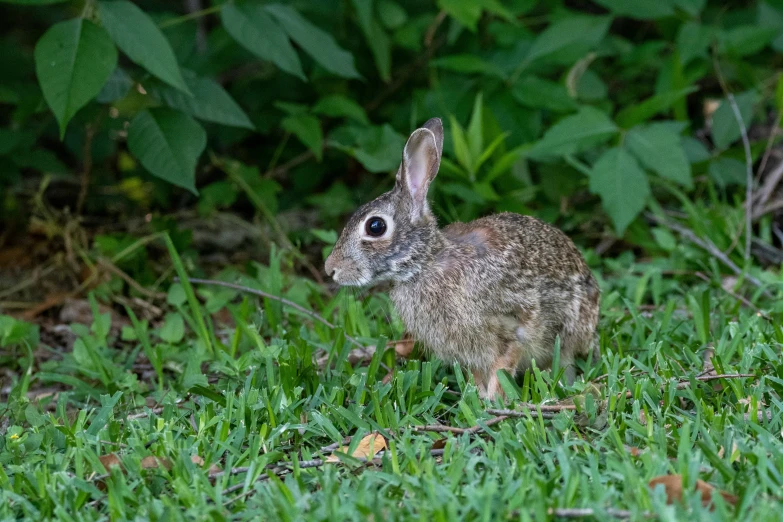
[548,507,635,519]
[646,213,771,296]
[621,372,757,399]
[178,277,365,350]
[693,272,769,319]
[126,407,165,420]
[675,373,755,390]
[755,157,783,215]
[415,415,510,435]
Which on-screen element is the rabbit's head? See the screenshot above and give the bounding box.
[325,118,444,286]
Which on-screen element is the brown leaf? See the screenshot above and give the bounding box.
[626,446,642,457]
[326,433,387,463]
[431,438,448,450]
[99,453,123,472]
[648,475,737,508]
[191,454,221,474]
[141,456,172,470]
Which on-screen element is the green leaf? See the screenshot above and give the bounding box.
[96,67,133,103]
[378,1,408,30]
[676,22,713,65]
[265,4,361,79]
[511,75,578,112]
[151,69,253,129]
[159,313,185,343]
[475,132,509,175]
[592,0,675,19]
[282,113,323,161]
[673,0,706,15]
[221,3,304,80]
[449,116,472,172]
[758,2,783,53]
[589,148,650,235]
[625,124,692,187]
[330,124,405,172]
[525,16,610,66]
[681,136,711,163]
[615,87,697,128]
[438,0,482,31]
[351,0,391,82]
[711,91,757,150]
[34,18,117,138]
[127,108,206,194]
[530,106,618,159]
[709,158,747,187]
[313,95,369,124]
[467,93,484,169]
[718,25,777,57]
[98,1,189,93]
[431,54,506,78]
[1,0,67,3]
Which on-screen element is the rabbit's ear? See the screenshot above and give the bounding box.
[397,118,443,216]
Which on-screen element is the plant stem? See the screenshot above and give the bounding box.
[158,4,223,28]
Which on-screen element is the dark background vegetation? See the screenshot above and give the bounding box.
[1,0,783,519]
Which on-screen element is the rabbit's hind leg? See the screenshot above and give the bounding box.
[475,345,523,400]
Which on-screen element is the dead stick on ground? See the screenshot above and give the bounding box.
[646,213,771,296]
[546,507,635,519]
[415,415,510,435]
[755,159,783,213]
[179,277,366,350]
[622,373,756,398]
[693,271,769,319]
[675,373,755,390]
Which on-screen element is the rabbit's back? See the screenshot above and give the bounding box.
[390,212,599,375]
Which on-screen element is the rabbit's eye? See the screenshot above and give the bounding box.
[365,216,387,237]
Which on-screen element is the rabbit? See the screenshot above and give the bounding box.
[324,117,600,399]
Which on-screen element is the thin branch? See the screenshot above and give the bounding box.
[265,149,314,180]
[675,373,755,390]
[158,4,222,28]
[179,277,365,350]
[77,124,94,215]
[725,93,755,260]
[98,258,166,300]
[547,507,635,519]
[646,213,771,296]
[754,158,783,213]
[693,271,768,319]
[754,114,781,185]
[125,407,165,421]
[414,415,510,435]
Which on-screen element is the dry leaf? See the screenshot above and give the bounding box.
[626,446,642,457]
[191,455,221,474]
[648,475,737,508]
[141,456,172,470]
[99,453,123,472]
[717,443,741,464]
[703,99,720,124]
[431,438,448,450]
[326,433,387,463]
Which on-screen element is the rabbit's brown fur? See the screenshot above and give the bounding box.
[325,118,599,398]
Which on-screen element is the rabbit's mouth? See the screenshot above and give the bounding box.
[328,265,372,287]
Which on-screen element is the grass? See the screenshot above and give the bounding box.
[1,221,783,521]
